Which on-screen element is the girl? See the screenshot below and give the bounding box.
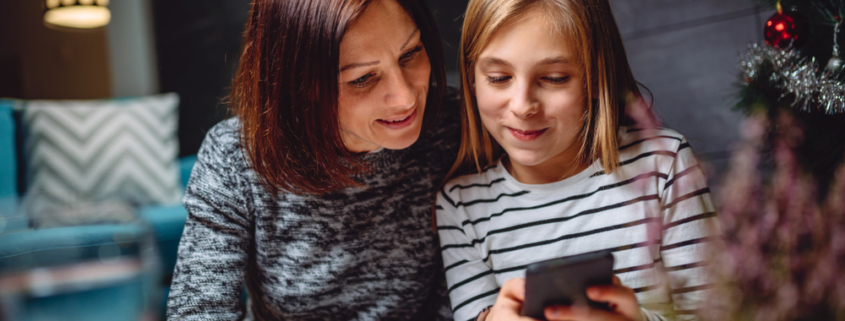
[167,0,459,319]
[435,0,715,320]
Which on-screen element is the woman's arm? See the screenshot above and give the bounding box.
[167,126,252,320]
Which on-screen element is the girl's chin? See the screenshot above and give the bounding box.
[505,151,549,167]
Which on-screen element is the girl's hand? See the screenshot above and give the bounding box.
[543,276,643,321]
[484,278,537,321]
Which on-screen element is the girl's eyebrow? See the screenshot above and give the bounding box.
[538,56,572,65]
[478,57,512,68]
[478,56,572,69]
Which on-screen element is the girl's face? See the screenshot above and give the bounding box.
[474,14,587,182]
[337,0,431,153]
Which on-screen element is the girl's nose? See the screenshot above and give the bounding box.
[510,82,539,119]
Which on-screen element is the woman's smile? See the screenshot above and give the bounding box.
[377,108,417,129]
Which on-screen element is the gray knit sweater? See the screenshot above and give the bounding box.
[166,99,460,320]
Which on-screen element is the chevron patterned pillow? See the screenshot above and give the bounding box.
[18,93,181,222]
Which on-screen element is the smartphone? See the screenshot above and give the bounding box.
[521,251,615,320]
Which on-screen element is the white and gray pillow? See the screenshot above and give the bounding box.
[18,93,181,225]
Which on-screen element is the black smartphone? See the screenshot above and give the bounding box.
[521,251,615,320]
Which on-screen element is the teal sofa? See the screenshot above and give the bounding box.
[0,100,194,319]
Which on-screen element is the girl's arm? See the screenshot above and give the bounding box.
[166,129,251,321]
[657,137,717,320]
[436,192,501,321]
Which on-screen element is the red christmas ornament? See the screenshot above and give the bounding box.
[764,11,805,48]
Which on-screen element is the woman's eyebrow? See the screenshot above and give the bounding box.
[340,29,421,72]
[400,29,421,51]
[341,61,380,72]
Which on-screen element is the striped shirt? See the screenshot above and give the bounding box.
[435,128,715,321]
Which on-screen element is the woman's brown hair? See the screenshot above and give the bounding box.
[450,0,640,178]
[230,0,446,195]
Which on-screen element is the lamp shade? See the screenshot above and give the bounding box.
[43,0,111,30]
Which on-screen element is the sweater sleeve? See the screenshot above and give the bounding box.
[166,128,251,321]
[436,191,499,321]
[656,137,717,320]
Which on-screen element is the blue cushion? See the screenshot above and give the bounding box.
[14,276,149,321]
[0,224,145,273]
[0,100,16,198]
[0,196,24,232]
[138,204,188,275]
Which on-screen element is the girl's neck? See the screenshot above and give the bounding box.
[503,149,591,185]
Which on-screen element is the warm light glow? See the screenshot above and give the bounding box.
[44,5,110,29]
[775,23,785,31]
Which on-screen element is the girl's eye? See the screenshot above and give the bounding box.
[400,45,424,65]
[543,76,569,84]
[485,76,511,84]
[349,73,375,88]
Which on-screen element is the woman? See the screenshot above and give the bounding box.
[166,0,459,319]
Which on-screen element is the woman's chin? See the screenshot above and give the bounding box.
[378,133,421,150]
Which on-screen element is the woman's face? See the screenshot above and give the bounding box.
[473,14,586,177]
[337,0,431,153]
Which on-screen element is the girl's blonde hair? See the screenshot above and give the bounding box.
[450,0,640,178]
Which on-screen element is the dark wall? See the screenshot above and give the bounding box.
[151,0,251,157]
[427,0,469,78]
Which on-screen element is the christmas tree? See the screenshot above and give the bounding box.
[737,0,845,197]
[702,1,845,320]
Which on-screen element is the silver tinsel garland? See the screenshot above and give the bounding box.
[740,43,845,114]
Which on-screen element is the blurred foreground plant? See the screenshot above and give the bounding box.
[701,110,845,321]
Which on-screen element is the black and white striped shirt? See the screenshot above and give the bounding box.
[436,128,715,321]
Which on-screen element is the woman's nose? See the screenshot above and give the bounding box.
[384,68,416,109]
[509,82,539,119]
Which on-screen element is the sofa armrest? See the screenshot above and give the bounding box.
[178,155,197,189]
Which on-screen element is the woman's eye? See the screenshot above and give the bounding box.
[399,46,424,64]
[543,76,569,84]
[486,76,511,84]
[349,73,375,88]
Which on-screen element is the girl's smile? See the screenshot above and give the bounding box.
[508,127,548,141]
